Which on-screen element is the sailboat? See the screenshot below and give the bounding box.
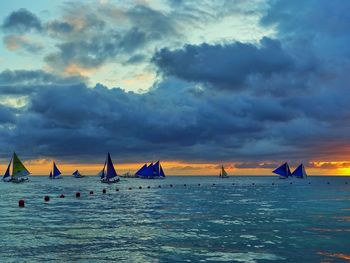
[136,161,165,179]
[49,162,62,179]
[291,164,307,179]
[99,153,120,183]
[72,170,85,178]
[272,162,291,179]
[2,152,30,183]
[219,165,229,178]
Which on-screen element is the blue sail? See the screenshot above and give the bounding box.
[3,158,11,179]
[49,171,52,178]
[135,164,147,176]
[106,153,118,179]
[138,163,153,178]
[153,161,160,176]
[72,170,79,176]
[53,162,61,177]
[291,164,307,178]
[159,165,165,177]
[272,162,291,178]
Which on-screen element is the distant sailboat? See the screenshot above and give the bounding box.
[2,152,30,183]
[273,162,291,179]
[136,161,165,179]
[99,153,120,183]
[49,162,62,179]
[72,170,85,178]
[219,165,229,178]
[291,164,307,179]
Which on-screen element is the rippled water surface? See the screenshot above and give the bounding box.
[0,176,349,262]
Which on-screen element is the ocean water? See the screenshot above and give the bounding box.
[0,176,349,262]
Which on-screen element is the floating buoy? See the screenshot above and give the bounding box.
[184,184,187,187]
[327,182,330,184]
[102,189,107,194]
[59,194,65,198]
[308,182,311,184]
[158,185,161,188]
[128,187,132,190]
[272,183,275,185]
[44,195,50,202]
[18,199,25,207]
[232,183,235,185]
[76,192,81,198]
[170,184,173,187]
[290,182,292,185]
[252,183,255,185]
[89,191,94,195]
[198,183,201,186]
[139,186,142,189]
[212,183,216,186]
[147,186,150,189]
[116,188,119,191]
[345,182,348,185]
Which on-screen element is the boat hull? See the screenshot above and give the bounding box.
[12,177,29,183]
[101,177,120,184]
[139,176,165,179]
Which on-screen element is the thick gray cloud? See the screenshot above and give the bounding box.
[153,37,294,90]
[1,8,42,33]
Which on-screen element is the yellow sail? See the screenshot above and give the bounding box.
[12,152,30,178]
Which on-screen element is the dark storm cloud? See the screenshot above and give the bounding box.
[153,37,294,90]
[1,8,42,33]
[0,76,305,163]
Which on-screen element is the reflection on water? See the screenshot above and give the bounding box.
[0,176,349,262]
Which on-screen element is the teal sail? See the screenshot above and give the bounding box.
[273,162,291,178]
[291,164,307,178]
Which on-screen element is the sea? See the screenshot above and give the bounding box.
[0,176,349,262]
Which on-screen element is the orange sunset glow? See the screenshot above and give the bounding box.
[1,159,350,176]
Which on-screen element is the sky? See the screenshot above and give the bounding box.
[0,0,350,175]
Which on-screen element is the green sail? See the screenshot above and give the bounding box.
[12,153,30,178]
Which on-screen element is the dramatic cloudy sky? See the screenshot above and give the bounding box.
[0,0,349,175]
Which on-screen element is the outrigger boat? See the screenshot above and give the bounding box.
[49,162,62,179]
[291,164,307,179]
[136,161,165,179]
[98,153,120,183]
[72,170,85,178]
[219,165,229,178]
[2,152,30,183]
[272,162,291,179]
